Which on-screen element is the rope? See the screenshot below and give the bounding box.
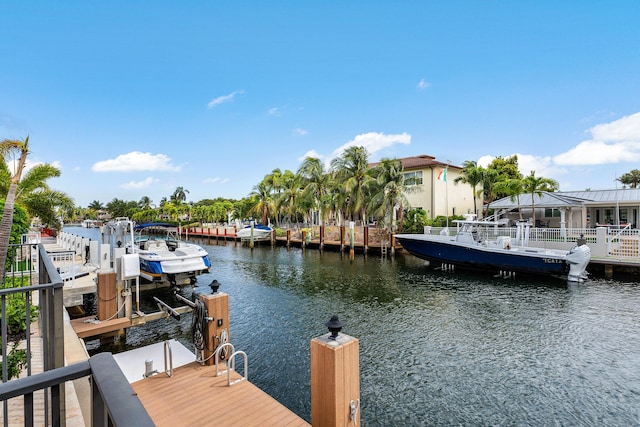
[191,299,209,363]
[216,329,229,361]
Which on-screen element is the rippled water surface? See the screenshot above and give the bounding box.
[80,233,640,426]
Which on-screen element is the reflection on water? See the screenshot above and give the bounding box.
[80,236,640,425]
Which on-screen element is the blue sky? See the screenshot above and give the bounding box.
[2,1,640,207]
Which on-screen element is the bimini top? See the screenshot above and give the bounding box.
[133,222,174,231]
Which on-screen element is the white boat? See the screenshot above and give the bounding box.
[395,216,591,282]
[236,224,273,240]
[103,219,211,287]
[133,223,211,286]
[81,219,101,228]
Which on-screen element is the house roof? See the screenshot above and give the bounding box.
[491,188,640,209]
[370,154,461,170]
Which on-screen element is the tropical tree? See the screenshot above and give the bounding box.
[617,169,640,188]
[454,160,485,216]
[481,168,501,216]
[22,189,73,228]
[277,170,304,225]
[522,171,559,224]
[0,137,30,283]
[106,198,138,219]
[331,146,375,224]
[486,155,523,201]
[369,158,413,231]
[0,159,71,228]
[171,187,189,205]
[248,180,275,225]
[298,157,331,226]
[88,200,104,210]
[138,196,153,210]
[494,177,525,221]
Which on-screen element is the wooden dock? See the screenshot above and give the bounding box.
[70,316,131,339]
[131,362,309,426]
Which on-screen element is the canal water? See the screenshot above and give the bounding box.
[71,229,640,426]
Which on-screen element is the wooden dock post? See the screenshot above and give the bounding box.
[310,316,360,427]
[349,221,355,261]
[97,271,117,321]
[201,291,230,366]
[364,226,369,255]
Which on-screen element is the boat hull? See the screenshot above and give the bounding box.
[137,245,211,284]
[395,235,569,276]
[236,227,273,240]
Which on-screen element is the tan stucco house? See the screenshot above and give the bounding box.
[373,154,480,219]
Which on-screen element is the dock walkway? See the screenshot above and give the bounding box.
[131,361,309,426]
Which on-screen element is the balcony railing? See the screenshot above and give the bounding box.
[1,243,154,426]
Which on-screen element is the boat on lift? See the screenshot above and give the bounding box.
[103,219,211,287]
[133,222,211,286]
[395,215,590,282]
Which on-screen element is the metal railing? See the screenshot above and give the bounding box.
[0,353,154,427]
[2,243,65,425]
[424,225,640,259]
[1,243,155,426]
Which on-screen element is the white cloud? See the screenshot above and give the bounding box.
[207,90,245,108]
[330,132,411,161]
[293,127,308,136]
[417,78,431,90]
[554,112,640,165]
[298,150,324,162]
[92,151,181,172]
[268,107,280,116]
[120,177,158,190]
[202,177,230,184]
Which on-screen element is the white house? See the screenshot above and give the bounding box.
[490,189,640,229]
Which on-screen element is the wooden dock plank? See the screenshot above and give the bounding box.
[70,316,131,339]
[132,362,309,427]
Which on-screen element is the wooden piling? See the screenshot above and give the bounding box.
[310,333,360,427]
[97,271,117,321]
[200,292,230,366]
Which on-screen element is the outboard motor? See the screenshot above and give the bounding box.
[566,237,591,282]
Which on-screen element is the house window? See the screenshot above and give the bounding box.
[404,171,423,186]
[619,208,628,223]
[544,208,561,218]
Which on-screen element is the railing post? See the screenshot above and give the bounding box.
[311,315,360,427]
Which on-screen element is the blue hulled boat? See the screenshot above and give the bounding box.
[395,216,590,281]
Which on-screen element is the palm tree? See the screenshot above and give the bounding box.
[88,200,104,211]
[277,171,303,225]
[454,160,485,216]
[369,158,413,231]
[481,168,501,216]
[494,177,525,221]
[138,196,153,210]
[331,146,375,224]
[171,187,189,205]
[522,171,559,224]
[248,181,274,225]
[617,169,640,188]
[0,137,30,283]
[298,157,331,226]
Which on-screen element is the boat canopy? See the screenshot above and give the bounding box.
[133,222,174,231]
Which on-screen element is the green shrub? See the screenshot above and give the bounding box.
[0,341,27,380]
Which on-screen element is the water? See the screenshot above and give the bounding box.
[68,228,640,425]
